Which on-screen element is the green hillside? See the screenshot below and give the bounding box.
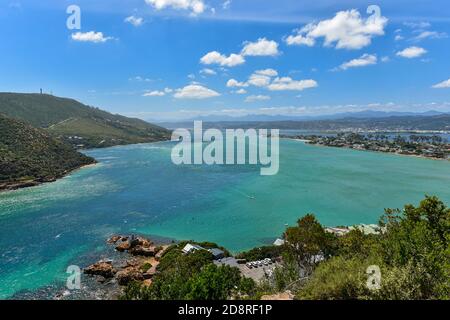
[0,114,96,190]
[0,93,171,148]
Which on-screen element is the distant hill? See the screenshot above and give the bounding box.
[160,114,450,132]
[155,110,448,124]
[0,93,171,148]
[0,114,96,191]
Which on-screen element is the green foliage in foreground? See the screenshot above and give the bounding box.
[294,196,450,300]
[121,242,256,300]
[0,114,95,186]
[236,245,284,262]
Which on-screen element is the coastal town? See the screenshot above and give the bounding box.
[285,133,450,160]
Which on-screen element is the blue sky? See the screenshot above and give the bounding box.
[1,0,450,121]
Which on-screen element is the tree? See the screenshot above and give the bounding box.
[186,264,242,300]
[284,214,337,275]
[378,196,450,298]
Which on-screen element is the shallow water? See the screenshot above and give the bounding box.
[0,140,449,299]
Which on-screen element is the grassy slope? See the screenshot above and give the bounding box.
[0,114,96,190]
[0,92,171,148]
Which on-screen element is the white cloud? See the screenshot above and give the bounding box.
[145,0,205,14]
[124,15,144,27]
[228,70,316,93]
[267,77,318,91]
[404,21,431,29]
[285,25,316,46]
[245,95,271,102]
[129,76,153,82]
[432,79,450,89]
[396,46,427,58]
[200,51,245,67]
[412,31,447,41]
[241,38,280,56]
[254,68,278,77]
[226,79,248,88]
[71,31,113,43]
[200,68,217,75]
[234,88,247,94]
[174,84,220,99]
[338,54,377,70]
[381,56,390,63]
[143,90,166,97]
[247,74,272,87]
[395,34,404,41]
[285,9,388,50]
[286,34,316,47]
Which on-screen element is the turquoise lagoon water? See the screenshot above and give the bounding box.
[0,139,449,298]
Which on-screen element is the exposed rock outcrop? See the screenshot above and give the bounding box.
[84,261,116,278]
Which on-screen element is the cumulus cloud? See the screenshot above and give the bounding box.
[145,0,205,14]
[124,15,144,27]
[254,68,278,77]
[432,79,450,89]
[247,74,272,87]
[234,88,247,94]
[245,95,271,102]
[396,46,427,58]
[267,77,318,91]
[200,39,278,69]
[227,70,316,92]
[226,79,248,88]
[174,84,220,99]
[71,31,113,43]
[200,51,245,67]
[241,38,280,56]
[285,9,388,50]
[337,54,377,70]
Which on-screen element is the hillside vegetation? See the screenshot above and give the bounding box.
[0,93,171,148]
[0,114,95,190]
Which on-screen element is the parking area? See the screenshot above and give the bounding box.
[214,257,278,282]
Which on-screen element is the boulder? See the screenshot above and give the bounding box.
[143,266,158,279]
[107,235,123,244]
[115,240,131,252]
[84,261,116,278]
[116,268,144,286]
[129,245,156,257]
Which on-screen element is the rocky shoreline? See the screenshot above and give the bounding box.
[0,163,97,193]
[81,235,169,296]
